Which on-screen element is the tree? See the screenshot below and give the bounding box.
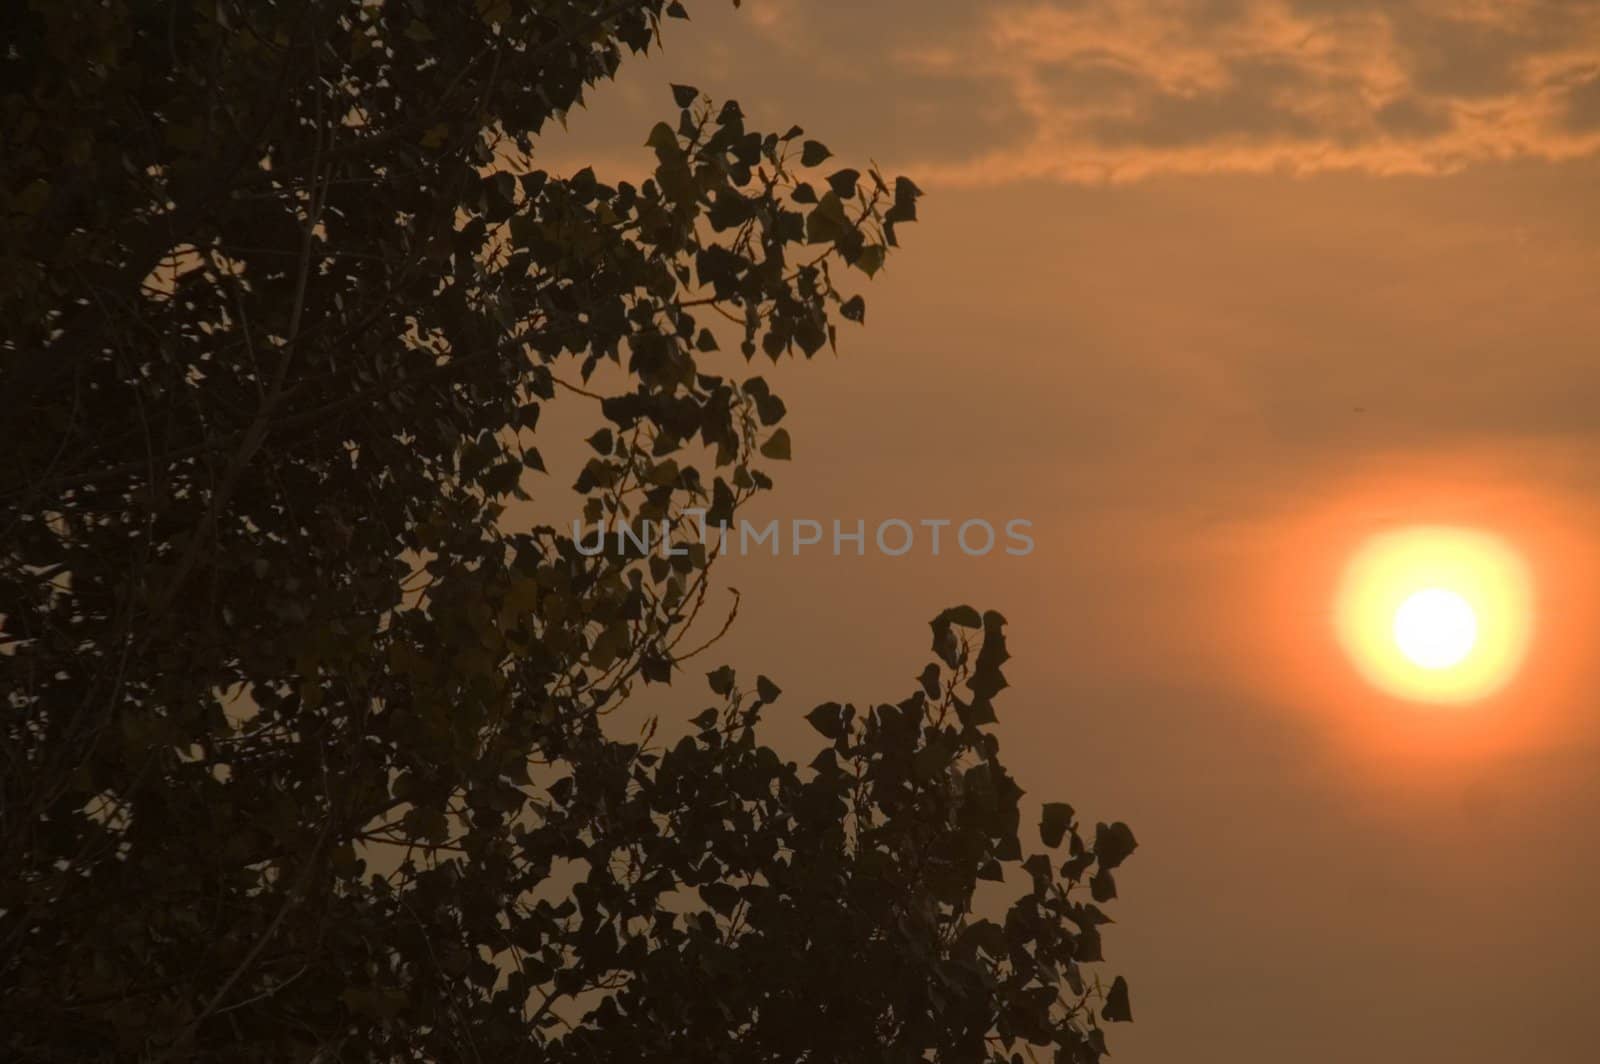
[0,2,1135,1061]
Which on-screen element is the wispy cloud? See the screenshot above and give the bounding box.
[542,1,1600,186]
[892,0,1600,183]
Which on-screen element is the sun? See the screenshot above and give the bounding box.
[1334,526,1533,704]
[1392,588,1477,669]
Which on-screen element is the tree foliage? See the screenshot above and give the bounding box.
[0,2,1133,1060]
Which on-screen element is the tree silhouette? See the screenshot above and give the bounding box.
[0,2,1134,1060]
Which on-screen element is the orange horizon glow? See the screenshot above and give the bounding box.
[1334,526,1534,706]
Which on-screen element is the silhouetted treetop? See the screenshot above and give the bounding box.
[0,3,1130,1061]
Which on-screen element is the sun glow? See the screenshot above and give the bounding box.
[1334,527,1533,704]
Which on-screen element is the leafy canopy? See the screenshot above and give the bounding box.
[0,2,1132,1061]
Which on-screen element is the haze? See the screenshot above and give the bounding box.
[537,4,1600,1061]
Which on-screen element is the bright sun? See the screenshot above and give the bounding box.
[1392,587,1477,669]
[1334,526,1533,704]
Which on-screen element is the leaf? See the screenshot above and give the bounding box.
[1095,821,1139,871]
[800,139,831,166]
[934,605,982,630]
[743,377,787,425]
[956,696,996,728]
[707,665,735,696]
[960,919,1007,959]
[671,83,699,108]
[477,0,512,23]
[826,168,860,198]
[839,295,865,323]
[758,429,791,461]
[645,121,679,155]
[967,610,1010,705]
[756,675,781,703]
[885,175,922,224]
[700,881,738,917]
[805,192,849,244]
[1102,976,1134,1023]
[1040,802,1074,849]
[483,460,522,497]
[804,702,844,740]
[912,743,948,780]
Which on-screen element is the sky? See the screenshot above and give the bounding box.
[532,3,1600,1060]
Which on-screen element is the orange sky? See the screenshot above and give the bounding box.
[532,4,1600,1060]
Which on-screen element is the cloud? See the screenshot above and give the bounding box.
[1564,68,1600,130]
[890,0,1600,184]
[537,0,1599,186]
